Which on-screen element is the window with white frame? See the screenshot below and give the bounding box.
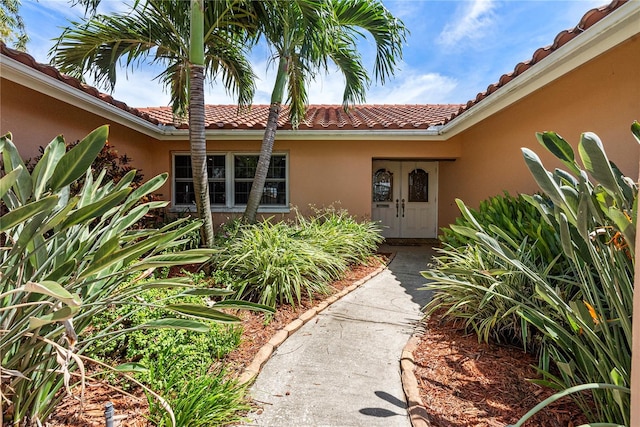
[173,153,288,210]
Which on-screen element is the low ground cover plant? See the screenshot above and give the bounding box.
[424,123,638,425]
[213,207,383,308]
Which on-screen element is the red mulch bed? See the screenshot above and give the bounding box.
[47,253,587,426]
[413,314,588,427]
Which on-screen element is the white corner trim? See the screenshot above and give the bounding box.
[439,2,640,137]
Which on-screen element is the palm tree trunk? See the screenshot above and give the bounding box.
[243,56,287,223]
[190,0,215,247]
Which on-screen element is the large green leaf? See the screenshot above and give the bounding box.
[212,300,276,313]
[31,136,66,199]
[0,196,59,231]
[1,137,32,203]
[121,173,168,211]
[0,167,23,200]
[522,148,568,217]
[578,132,623,204]
[28,306,78,329]
[535,131,579,174]
[24,280,82,306]
[165,303,241,323]
[50,125,108,190]
[60,188,131,229]
[130,249,216,270]
[631,121,640,145]
[140,318,210,333]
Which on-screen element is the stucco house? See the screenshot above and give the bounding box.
[1,0,638,239]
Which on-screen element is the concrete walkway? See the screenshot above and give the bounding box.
[246,244,435,427]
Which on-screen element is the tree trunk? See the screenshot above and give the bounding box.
[189,0,215,247]
[242,56,287,223]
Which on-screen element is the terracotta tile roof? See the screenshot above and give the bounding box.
[0,0,628,130]
[443,0,628,124]
[137,104,462,130]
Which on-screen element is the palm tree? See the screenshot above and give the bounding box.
[0,0,28,50]
[241,0,406,223]
[50,0,257,247]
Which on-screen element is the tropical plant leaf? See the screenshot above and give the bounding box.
[28,306,78,329]
[0,195,59,231]
[578,132,623,204]
[165,304,241,323]
[60,188,131,229]
[1,137,32,202]
[50,125,108,190]
[24,280,82,306]
[0,166,23,200]
[631,121,640,145]
[211,300,276,313]
[535,131,579,174]
[31,136,66,199]
[115,362,149,373]
[140,318,210,333]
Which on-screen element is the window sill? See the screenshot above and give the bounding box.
[170,205,291,214]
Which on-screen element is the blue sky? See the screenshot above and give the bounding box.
[19,0,606,108]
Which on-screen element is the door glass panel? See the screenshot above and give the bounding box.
[408,169,428,202]
[373,168,393,202]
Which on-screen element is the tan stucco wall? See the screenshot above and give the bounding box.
[0,79,161,178]
[439,35,640,228]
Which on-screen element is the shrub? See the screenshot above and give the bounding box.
[426,123,638,425]
[146,349,249,427]
[0,127,268,425]
[214,209,382,308]
[87,280,243,372]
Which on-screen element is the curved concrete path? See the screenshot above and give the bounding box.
[246,244,435,427]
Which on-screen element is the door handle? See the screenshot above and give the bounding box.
[401,199,405,217]
[395,199,399,217]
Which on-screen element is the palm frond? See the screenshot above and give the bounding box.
[332,0,407,84]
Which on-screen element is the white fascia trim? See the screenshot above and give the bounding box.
[1,56,165,137]
[439,2,640,137]
[197,128,445,141]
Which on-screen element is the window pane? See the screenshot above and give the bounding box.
[234,155,286,179]
[174,155,225,206]
[268,156,286,179]
[175,181,195,204]
[234,181,286,205]
[210,181,226,204]
[373,168,393,202]
[234,181,251,204]
[208,155,225,179]
[234,155,258,179]
[175,155,192,179]
[408,169,428,202]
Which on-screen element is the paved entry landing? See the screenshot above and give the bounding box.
[246,245,435,427]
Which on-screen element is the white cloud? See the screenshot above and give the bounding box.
[366,70,458,104]
[437,0,497,48]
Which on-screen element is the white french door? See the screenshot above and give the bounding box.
[371,160,438,238]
